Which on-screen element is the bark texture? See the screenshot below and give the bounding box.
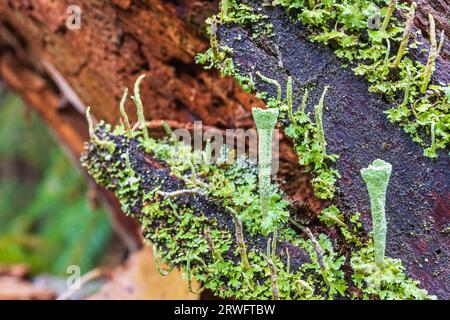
[217,1,449,298]
[0,0,448,298]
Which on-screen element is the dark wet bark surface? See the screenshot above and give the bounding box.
[218,4,449,298]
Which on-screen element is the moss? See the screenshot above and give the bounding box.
[218,0,273,39]
[284,84,340,200]
[82,87,433,301]
[203,1,449,157]
[82,123,332,299]
[81,83,324,298]
[83,125,432,300]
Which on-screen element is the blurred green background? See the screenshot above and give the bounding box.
[0,89,112,276]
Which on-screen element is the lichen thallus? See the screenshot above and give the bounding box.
[83,73,433,299]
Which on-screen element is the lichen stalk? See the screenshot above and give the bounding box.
[301,89,309,115]
[156,188,203,198]
[427,121,437,158]
[360,159,393,266]
[119,88,131,135]
[392,2,416,68]
[266,257,280,300]
[287,76,295,123]
[421,14,445,93]
[219,0,229,22]
[289,218,328,283]
[204,227,224,263]
[226,206,251,271]
[186,253,206,294]
[132,74,149,141]
[210,16,221,59]
[162,120,175,140]
[380,0,397,33]
[153,244,174,276]
[314,86,329,161]
[256,72,281,103]
[271,227,277,259]
[399,68,412,108]
[86,107,104,146]
[252,108,279,222]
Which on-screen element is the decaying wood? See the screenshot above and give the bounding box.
[0,0,320,208]
[82,130,311,273]
[0,0,448,298]
[216,1,449,298]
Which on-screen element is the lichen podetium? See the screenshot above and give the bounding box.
[200,0,449,157]
[360,159,393,266]
[252,107,279,228]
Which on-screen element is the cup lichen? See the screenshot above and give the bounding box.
[360,159,393,266]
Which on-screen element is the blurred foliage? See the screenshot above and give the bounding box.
[0,90,112,275]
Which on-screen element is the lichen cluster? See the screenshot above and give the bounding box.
[81,74,434,299]
[199,0,448,158]
[272,0,449,158]
[81,119,333,300]
[192,1,438,299]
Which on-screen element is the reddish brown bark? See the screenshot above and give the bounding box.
[0,0,320,226]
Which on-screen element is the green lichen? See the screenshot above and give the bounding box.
[119,88,131,136]
[252,107,280,228]
[83,8,440,294]
[420,14,445,94]
[272,0,449,157]
[81,106,433,300]
[81,123,325,299]
[351,245,435,299]
[284,85,340,200]
[194,0,442,299]
[131,74,149,142]
[380,0,397,33]
[202,1,449,157]
[314,86,329,162]
[225,206,252,271]
[360,159,392,266]
[391,2,416,68]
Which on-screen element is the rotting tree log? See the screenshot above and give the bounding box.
[0,0,448,298]
[216,1,449,298]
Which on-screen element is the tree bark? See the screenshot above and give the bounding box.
[217,0,449,298]
[0,0,448,298]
